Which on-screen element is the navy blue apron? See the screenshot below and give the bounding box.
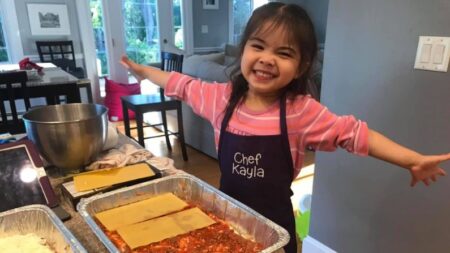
[218,95,297,253]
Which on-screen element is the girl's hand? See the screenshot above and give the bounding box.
[409,153,450,187]
[368,130,450,187]
[120,55,144,83]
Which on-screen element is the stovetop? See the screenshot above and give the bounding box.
[0,146,46,212]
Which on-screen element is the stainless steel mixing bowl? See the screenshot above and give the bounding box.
[23,103,108,173]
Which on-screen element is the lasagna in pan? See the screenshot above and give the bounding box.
[94,193,262,253]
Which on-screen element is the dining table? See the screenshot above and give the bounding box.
[0,63,81,104]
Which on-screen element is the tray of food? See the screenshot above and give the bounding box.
[0,204,86,253]
[77,174,289,252]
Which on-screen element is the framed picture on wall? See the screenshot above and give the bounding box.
[203,0,219,10]
[27,4,71,36]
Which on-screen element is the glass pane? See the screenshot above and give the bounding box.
[90,0,109,76]
[253,0,269,10]
[233,0,252,44]
[0,14,9,63]
[173,0,184,50]
[0,26,5,48]
[0,49,8,62]
[123,0,160,64]
[232,0,268,44]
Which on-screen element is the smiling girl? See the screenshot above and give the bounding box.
[120,3,450,252]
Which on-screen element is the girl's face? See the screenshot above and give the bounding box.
[241,23,301,100]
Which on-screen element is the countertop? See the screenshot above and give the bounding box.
[48,133,152,252]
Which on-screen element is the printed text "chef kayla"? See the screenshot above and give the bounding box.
[232,152,264,179]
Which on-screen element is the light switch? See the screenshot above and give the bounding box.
[420,44,432,63]
[201,25,208,34]
[432,44,445,64]
[414,36,450,72]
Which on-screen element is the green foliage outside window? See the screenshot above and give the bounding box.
[174,27,183,49]
[233,0,252,44]
[0,16,9,62]
[0,49,8,62]
[91,0,108,75]
[123,0,159,64]
[173,0,183,49]
[90,0,160,74]
[90,0,184,74]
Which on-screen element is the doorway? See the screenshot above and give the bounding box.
[84,0,192,96]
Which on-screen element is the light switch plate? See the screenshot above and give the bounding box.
[201,25,208,34]
[414,36,450,72]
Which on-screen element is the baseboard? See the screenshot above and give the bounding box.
[302,236,337,253]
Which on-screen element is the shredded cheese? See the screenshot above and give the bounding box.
[0,233,54,253]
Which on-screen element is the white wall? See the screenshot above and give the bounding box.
[309,0,450,252]
[14,0,84,68]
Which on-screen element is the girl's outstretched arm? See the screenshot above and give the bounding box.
[120,55,171,88]
[368,129,450,186]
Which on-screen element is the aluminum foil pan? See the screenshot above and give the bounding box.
[78,174,289,252]
[0,204,86,253]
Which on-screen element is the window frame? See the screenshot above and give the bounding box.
[0,0,24,63]
[228,0,270,45]
[0,12,10,63]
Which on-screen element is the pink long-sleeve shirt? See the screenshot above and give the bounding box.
[165,72,369,178]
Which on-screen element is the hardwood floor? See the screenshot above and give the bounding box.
[115,120,221,188]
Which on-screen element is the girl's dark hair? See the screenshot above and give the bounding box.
[224,2,317,119]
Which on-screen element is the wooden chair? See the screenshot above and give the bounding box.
[36,40,93,103]
[36,41,84,78]
[121,51,188,161]
[0,71,31,134]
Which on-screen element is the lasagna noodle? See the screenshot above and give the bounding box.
[96,193,189,231]
[117,207,216,249]
[74,163,155,192]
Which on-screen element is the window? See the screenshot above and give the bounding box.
[90,0,165,75]
[0,13,9,63]
[90,0,108,76]
[252,0,268,10]
[173,0,184,50]
[123,0,160,64]
[231,0,269,44]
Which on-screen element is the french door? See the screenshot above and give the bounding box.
[89,0,192,87]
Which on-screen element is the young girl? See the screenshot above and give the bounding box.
[121,3,450,252]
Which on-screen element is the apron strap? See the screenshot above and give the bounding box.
[218,99,238,161]
[279,95,295,182]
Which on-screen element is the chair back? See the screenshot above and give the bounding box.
[161,51,184,72]
[52,58,77,71]
[36,41,85,78]
[36,40,76,63]
[0,71,30,134]
[159,51,184,99]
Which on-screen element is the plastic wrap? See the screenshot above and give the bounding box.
[0,205,86,253]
